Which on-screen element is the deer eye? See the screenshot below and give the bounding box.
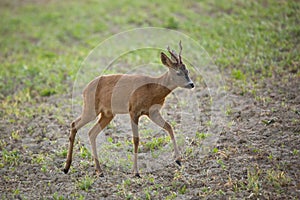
[176,71,183,76]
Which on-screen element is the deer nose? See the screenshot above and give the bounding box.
[185,82,194,89]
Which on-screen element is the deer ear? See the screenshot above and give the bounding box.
[161,52,174,68]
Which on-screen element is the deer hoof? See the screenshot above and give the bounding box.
[134,173,141,178]
[175,160,181,166]
[63,168,69,174]
[96,170,104,177]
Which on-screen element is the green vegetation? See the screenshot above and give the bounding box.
[0,0,298,103]
[144,136,170,151]
[77,175,95,191]
[79,145,92,159]
[196,131,210,140]
[0,0,299,199]
[1,149,21,166]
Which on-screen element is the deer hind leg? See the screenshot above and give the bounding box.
[148,109,181,166]
[88,113,113,176]
[64,112,97,174]
[130,113,141,177]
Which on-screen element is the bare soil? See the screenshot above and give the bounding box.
[1,73,299,199]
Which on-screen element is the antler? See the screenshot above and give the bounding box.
[167,41,183,63]
[178,40,182,63]
[167,46,179,63]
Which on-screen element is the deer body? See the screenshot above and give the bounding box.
[89,73,173,115]
[64,42,194,177]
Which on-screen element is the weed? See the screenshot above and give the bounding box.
[79,145,91,159]
[77,175,94,191]
[201,186,212,195]
[53,192,65,200]
[55,115,66,125]
[292,149,299,156]
[13,188,20,196]
[268,154,274,160]
[11,130,20,140]
[247,167,261,195]
[174,169,183,180]
[123,178,132,187]
[252,148,260,153]
[148,176,155,183]
[117,178,134,199]
[79,160,90,168]
[184,146,193,157]
[144,189,151,200]
[178,185,187,194]
[205,120,212,127]
[41,165,47,173]
[139,128,153,137]
[216,159,226,169]
[31,154,45,164]
[212,147,219,154]
[164,17,179,29]
[170,120,177,127]
[2,149,20,166]
[76,194,85,200]
[225,105,232,116]
[144,136,170,151]
[266,170,291,189]
[56,147,68,158]
[107,137,113,143]
[0,139,7,150]
[40,88,57,97]
[125,193,133,200]
[27,126,35,135]
[195,131,210,140]
[262,119,275,125]
[217,189,225,196]
[232,69,246,81]
[165,192,177,200]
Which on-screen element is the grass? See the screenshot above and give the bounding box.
[116,174,189,200]
[56,147,68,158]
[77,175,95,191]
[1,149,21,167]
[0,0,299,102]
[143,136,171,151]
[195,131,210,140]
[247,167,261,196]
[79,145,92,159]
[53,192,66,200]
[10,130,20,140]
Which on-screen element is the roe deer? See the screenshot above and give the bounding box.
[63,41,194,177]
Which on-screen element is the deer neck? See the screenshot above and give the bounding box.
[156,71,177,91]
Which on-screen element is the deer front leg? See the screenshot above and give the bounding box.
[149,109,181,166]
[130,114,141,177]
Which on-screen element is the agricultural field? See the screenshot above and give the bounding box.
[0,0,299,199]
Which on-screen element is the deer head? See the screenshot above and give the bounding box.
[161,41,194,89]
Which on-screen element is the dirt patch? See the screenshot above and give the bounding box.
[1,74,299,199]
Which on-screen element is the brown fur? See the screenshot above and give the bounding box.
[64,46,194,176]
